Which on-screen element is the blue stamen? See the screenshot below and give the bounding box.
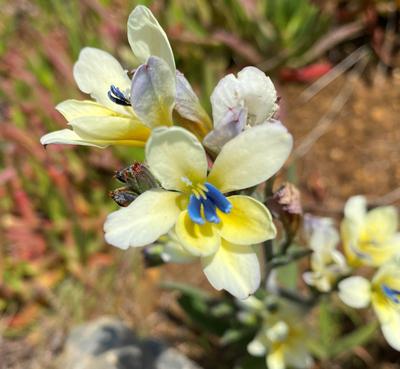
[188,195,204,225]
[108,85,131,106]
[201,198,220,224]
[382,285,400,304]
[204,183,232,214]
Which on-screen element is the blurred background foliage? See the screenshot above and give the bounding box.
[0,0,399,367]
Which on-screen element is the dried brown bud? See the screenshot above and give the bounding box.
[109,187,138,207]
[114,162,159,194]
[267,182,302,236]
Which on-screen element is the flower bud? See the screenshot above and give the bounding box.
[114,162,159,194]
[267,182,302,236]
[109,187,138,207]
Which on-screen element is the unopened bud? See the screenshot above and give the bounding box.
[109,187,138,207]
[267,182,302,236]
[114,162,159,194]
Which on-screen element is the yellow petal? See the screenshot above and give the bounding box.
[266,345,285,369]
[73,47,131,113]
[127,5,175,74]
[208,122,293,193]
[218,195,276,245]
[146,127,208,191]
[201,240,260,299]
[104,190,182,249]
[175,211,220,257]
[372,294,400,351]
[363,206,398,244]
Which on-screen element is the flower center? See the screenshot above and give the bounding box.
[382,284,400,304]
[185,181,232,225]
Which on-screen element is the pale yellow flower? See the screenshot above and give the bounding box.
[247,303,313,369]
[104,123,292,298]
[338,257,400,351]
[341,195,400,267]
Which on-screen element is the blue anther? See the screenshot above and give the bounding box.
[204,183,232,214]
[108,85,131,106]
[201,198,220,224]
[188,195,205,225]
[382,285,400,304]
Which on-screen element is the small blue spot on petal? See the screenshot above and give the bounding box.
[202,198,220,224]
[382,284,400,304]
[205,183,232,214]
[188,195,205,225]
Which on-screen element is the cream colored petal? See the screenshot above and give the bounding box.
[40,129,108,148]
[208,122,293,193]
[285,344,314,369]
[130,56,175,127]
[218,195,276,245]
[210,73,242,127]
[56,99,117,121]
[344,195,367,224]
[145,127,208,191]
[247,337,266,356]
[338,276,371,308]
[201,240,260,299]
[73,47,131,112]
[68,115,149,142]
[237,66,277,125]
[161,240,197,264]
[104,190,181,249]
[175,211,220,257]
[127,5,175,73]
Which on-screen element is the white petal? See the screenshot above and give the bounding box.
[237,66,277,125]
[104,190,181,249]
[145,127,208,191]
[210,73,242,127]
[40,129,107,148]
[338,276,371,308]
[127,5,175,73]
[130,56,175,127]
[208,122,293,193]
[247,337,266,356]
[201,241,260,299]
[73,47,131,112]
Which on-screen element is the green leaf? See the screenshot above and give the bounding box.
[330,321,378,357]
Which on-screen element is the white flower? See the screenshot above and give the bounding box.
[203,66,278,153]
